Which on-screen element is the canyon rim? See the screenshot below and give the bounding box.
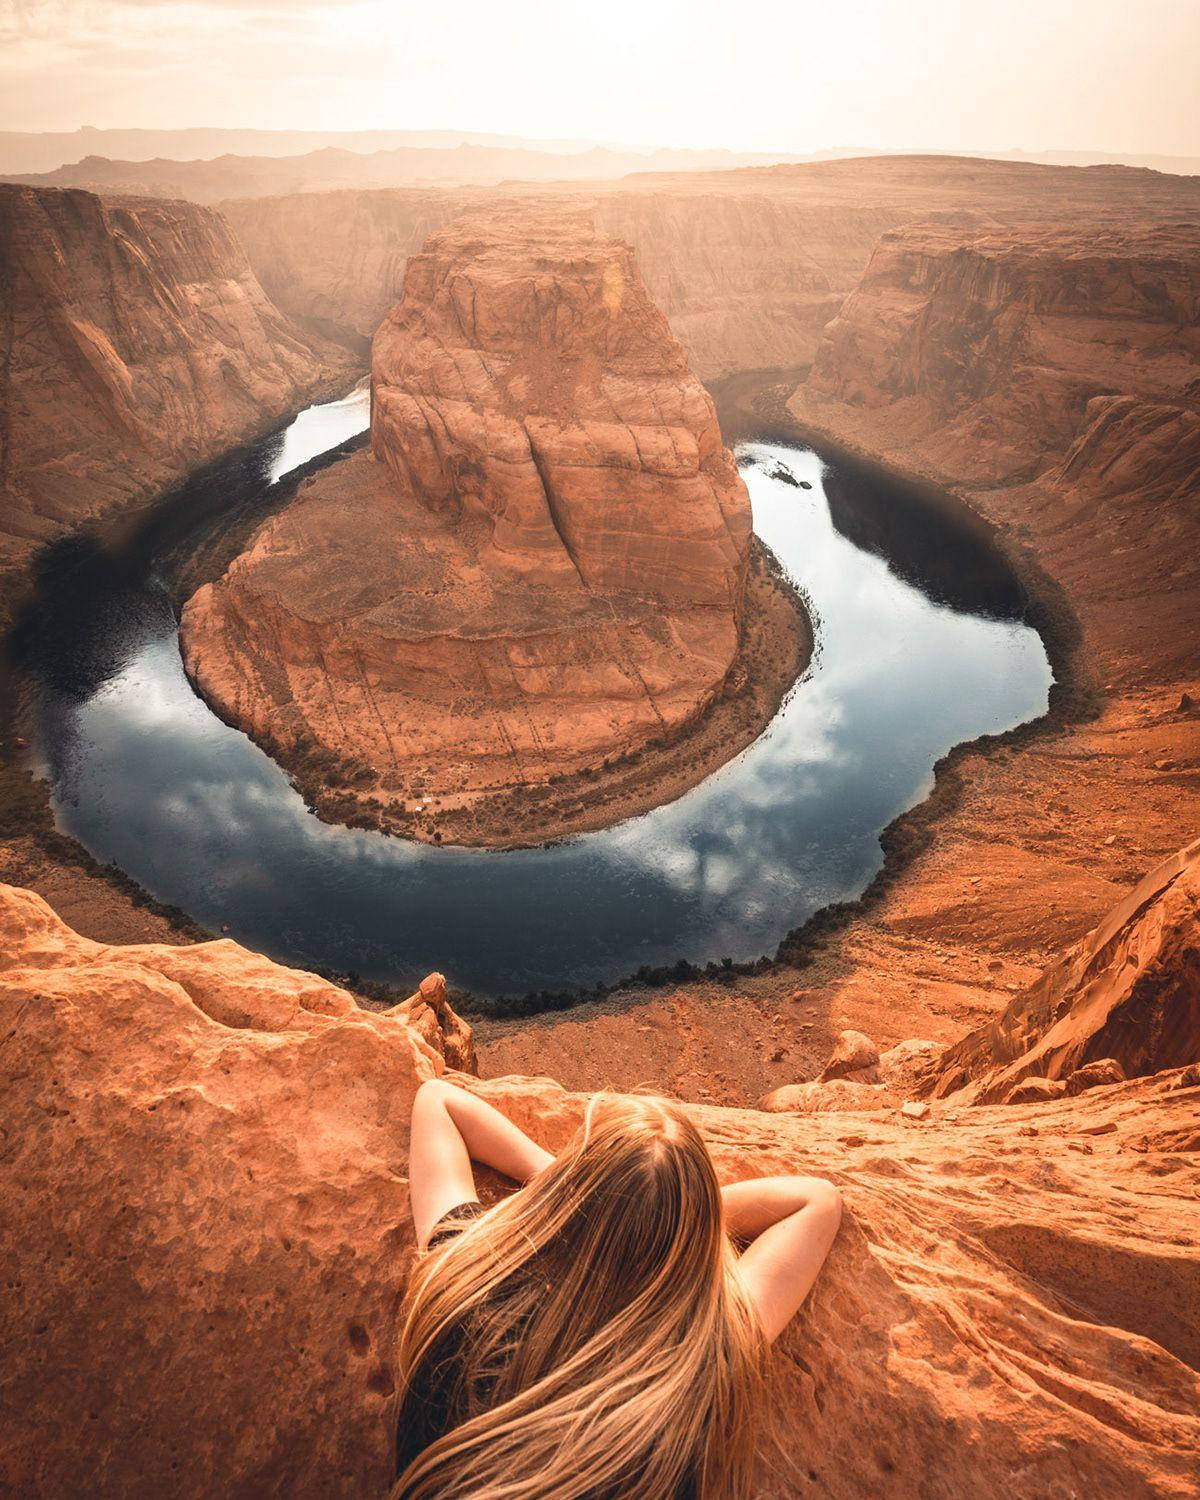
[1,6,1199,1496]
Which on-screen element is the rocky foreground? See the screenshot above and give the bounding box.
[1,863,1197,1497]
[179,212,807,843]
[0,184,352,584]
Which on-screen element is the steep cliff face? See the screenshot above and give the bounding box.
[588,191,907,377]
[370,212,750,603]
[179,214,781,842]
[789,219,1200,692]
[221,157,1200,386]
[746,212,1200,1096]
[220,188,478,354]
[2,878,1197,1497]
[798,222,1200,484]
[0,185,351,578]
[222,185,899,379]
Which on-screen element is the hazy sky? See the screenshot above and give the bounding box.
[3,0,1198,156]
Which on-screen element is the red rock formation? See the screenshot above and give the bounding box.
[179,213,760,835]
[371,212,749,603]
[797,222,1200,484]
[0,881,451,1496]
[395,970,478,1073]
[222,157,1200,380]
[934,838,1200,1101]
[223,183,901,378]
[756,209,1200,1079]
[2,881,1197,1497]
[0,185,351,580]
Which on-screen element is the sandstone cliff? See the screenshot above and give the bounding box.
[221,157,1200,382]
[796,222,1200,485]
[0,184,351,579]
[734,211,1200,1082]
[370,212,749,604]
[223,184,907,380]
[179,213,789,843]
[2,877,1197,1496]
[221,188,479,355]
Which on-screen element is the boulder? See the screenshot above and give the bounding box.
[1004,1077,1069,1105]
[1065,1058,1127,1095]
[819,1029,880,1082]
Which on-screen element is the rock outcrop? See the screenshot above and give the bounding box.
[0,184,350,581]
[179,213,781,842]
[796,222,1200,485]
[0,882,454,1497]
[934,838,1200,1102]
[2,881,1197,1497]
[369,213,749,603]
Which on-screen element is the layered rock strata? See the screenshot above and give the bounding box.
[221,188,479,356]
[179,214,787,841]
[0,184,350,580]
[484,204,1200,1098]
[796,222,1200,484]
[222,156,1200,380]
[1,879,1197,1497]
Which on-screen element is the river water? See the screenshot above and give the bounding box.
[14,386,1052,1002]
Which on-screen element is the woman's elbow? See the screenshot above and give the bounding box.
[413,1076,453,1112]
[809,1179,844,1226]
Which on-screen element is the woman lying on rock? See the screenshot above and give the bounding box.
[393,1078,842,1498]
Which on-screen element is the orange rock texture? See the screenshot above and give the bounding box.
[0,184,351,580]
[2,878,1197,1497]
[795,222,1200,485]
[179,212,755,824]
[935,838,1200,1101]
[221,188,480,357]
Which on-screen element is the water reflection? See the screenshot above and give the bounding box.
[15,394,1052,1002]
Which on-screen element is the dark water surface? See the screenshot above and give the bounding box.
[12,387,1052,1002]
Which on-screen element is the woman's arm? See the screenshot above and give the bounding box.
[722,1176,843,1342]
[408,1078,555,1249]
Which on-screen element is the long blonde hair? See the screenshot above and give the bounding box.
[392,1094,768,1499]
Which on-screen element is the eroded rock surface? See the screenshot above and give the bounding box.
[796,222,1200,485]
[179,213,780,842]
[934,838,1200,1102]
[1,883,1197,1497]
[0,883,450,1496]
[738,209,1200,1080]
[0,184,350,580]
